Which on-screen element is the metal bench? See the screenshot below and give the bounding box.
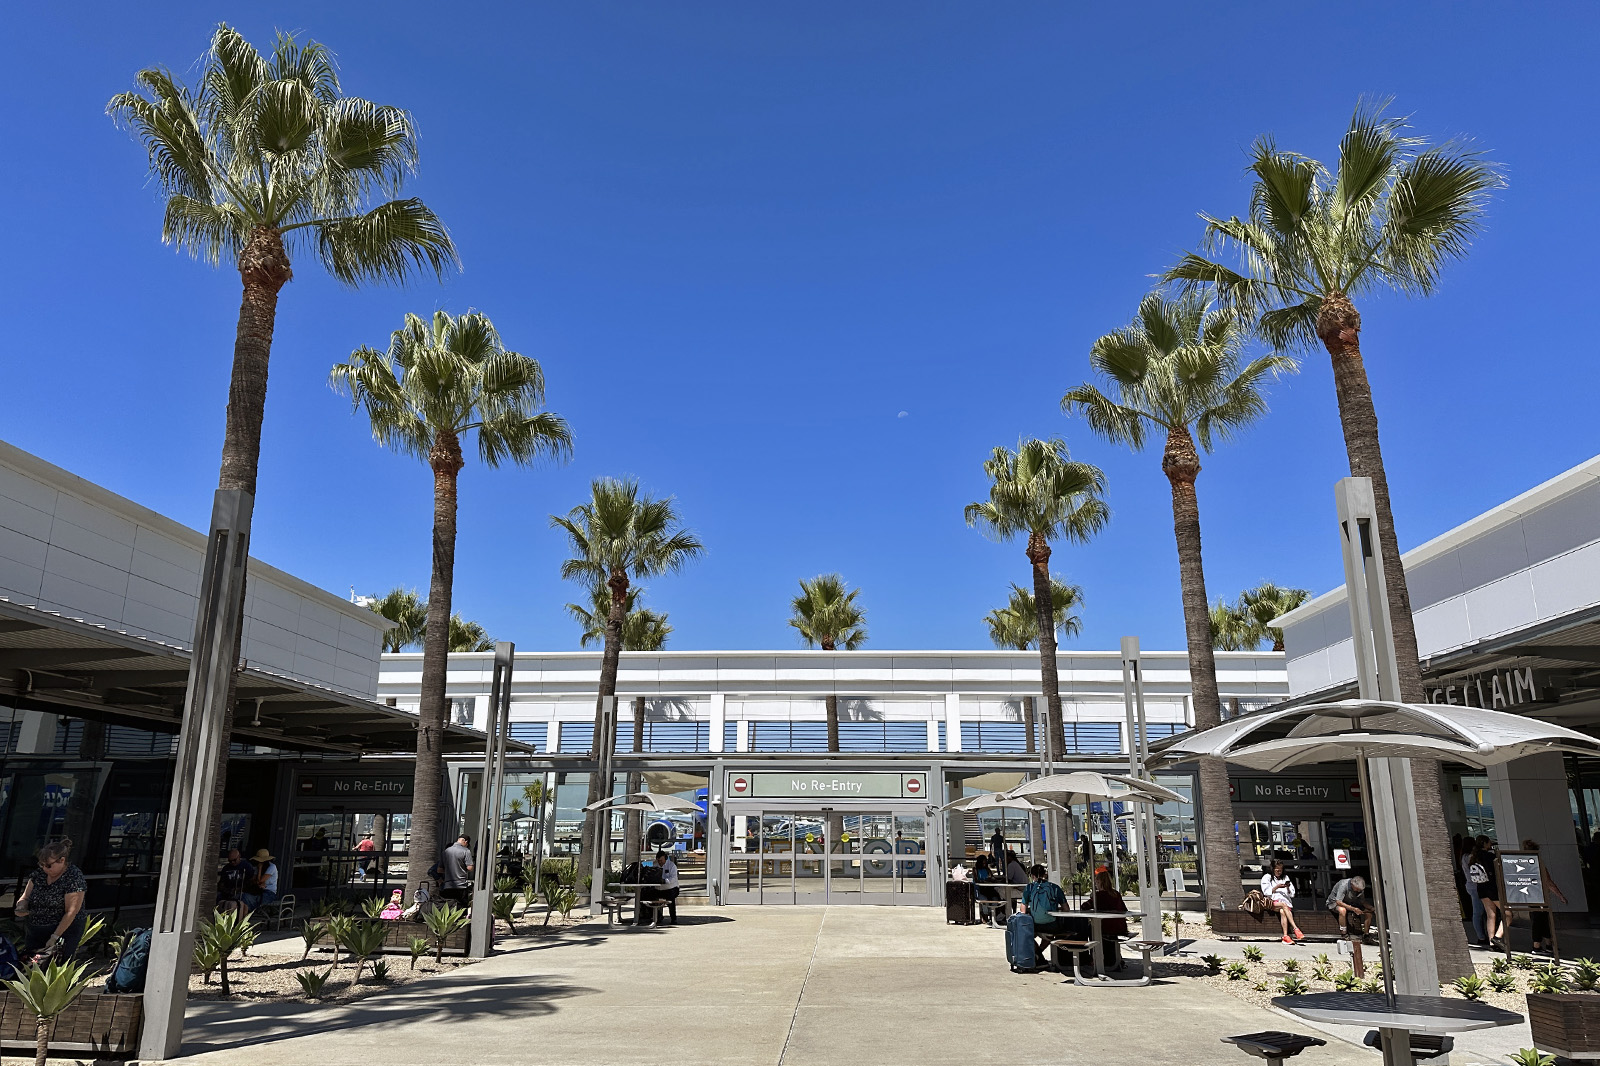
[1222,1031,1327,1065]
[600,893,634,926]
[977,899,1008,927]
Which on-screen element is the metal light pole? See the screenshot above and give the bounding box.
[140,491,253,1061]
[1036,696,1064,884]
[469,642,515,957]
[588,694,617,915]
[1120,637,1163,941]
[1336,477,1439,1015]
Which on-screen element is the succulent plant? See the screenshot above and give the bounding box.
[1452,974,1487,1001]
[1225,962,1249,981]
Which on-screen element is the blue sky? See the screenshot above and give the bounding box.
[4,3,1597,653]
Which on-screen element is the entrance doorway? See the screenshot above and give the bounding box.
[727,807,928,905]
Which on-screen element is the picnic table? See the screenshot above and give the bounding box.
[1272,992,1519,1066]
[1049,909,1147,982]
[613,883,669,927]
[978,883,1026,927]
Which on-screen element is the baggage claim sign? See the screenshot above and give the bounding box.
[727,772,927,800]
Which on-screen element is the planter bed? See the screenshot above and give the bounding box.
[1208,907,1342,940]
[1529,991,1600,1060]
[0,989,142,1055]
[377,919,468,956]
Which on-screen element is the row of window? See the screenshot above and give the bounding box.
[504,718,1187,754]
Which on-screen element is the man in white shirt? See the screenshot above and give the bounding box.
[649,848,680,925]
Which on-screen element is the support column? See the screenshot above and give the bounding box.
[708,693,726,753]
[470,643,514,957]
[925,719,939,753]
[1488,753,1588,913]
[944,693,962,753]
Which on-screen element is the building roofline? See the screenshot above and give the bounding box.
[0,438,383,629]
[1274,453,1600,629]
[380,648,1285,661]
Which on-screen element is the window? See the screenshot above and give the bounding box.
[509,722,548,751]
[751,722,831,752]
[1064,722,1121,754]
[961,721,1028,753]
[451,698,475,726]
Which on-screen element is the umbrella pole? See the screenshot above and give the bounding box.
[1355,752,1396,1008]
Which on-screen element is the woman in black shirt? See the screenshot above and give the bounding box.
[16,839,87,963]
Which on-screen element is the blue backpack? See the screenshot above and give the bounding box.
[0,937,20,982]
[106,928,151,993]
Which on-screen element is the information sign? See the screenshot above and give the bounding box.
[1500,851,1544,906]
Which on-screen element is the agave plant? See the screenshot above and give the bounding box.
[3,959,95,1066]
[1488,971,1517,994]
[1574,958,1600,992]
[1224,962,1249,981]
[1312,952,1330,967]
[409,935,430,970]
[1282,958,1300,974]
[491,893,520,936]
[370,958,391,983]
[1333,969,1358,992]
[1513,953,1537,970]
[360,896,389,919]
[1507,1049,1556,1066]
[495,877,521,894]
[1531,967,1569,995]
[1452,974,1487,1001]
[1312,964,1332,983]
[342,920,389,983]
[198,910,257,997]
[1252,980,1270,992]
[1360,976,1382,994]
[1491,955,1513,975]
[1242,945,1264,963]
[543,884,579,927]
[423,903,470,963]
[300,919,330,961]
[295,969,330,1000]
[1277,975,1310,996]
[1200,954,1222,975]
[193,939,223,984]
[327,915,356,966]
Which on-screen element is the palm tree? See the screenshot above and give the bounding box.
[368,588,427,652]
[965,439,1108,764]
[1209,598,1259,652]
[1238,583,1310,652]
[1164,100,1497,972]
[788,575,868,751]
[566,582,673,868]
[1063,290,1293,907]
[551,478,703,886]
[109,24,456,911]
[983,580,1083,651]
[332,310,571,899]
[447,615,495,652]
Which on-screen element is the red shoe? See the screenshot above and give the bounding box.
[1281,936,1293,944]
[1292,931,1306,942]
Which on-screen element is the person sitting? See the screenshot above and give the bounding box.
[379,888,405,920]
[1021,864,1068,965]
[241,849,279,913]
[1087,869,1130,969]
[640,848,680,925]
[1325,875,1374,936]
[973,855,999,901]
[1261,859,1304,943]
[16,840,87,966]
[1003,849,1028,885]
[217,847,251,917]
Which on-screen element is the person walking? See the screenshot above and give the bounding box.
[1463,835,1489,947]
[16,840,87,965]
[1261,859,1305,943]
[1520,839,1569,954]
[442,834,476,906]
[1468,839,1505,948]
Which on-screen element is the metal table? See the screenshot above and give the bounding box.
[1050,909,1145,978]
[614,883,666,927]
[1272,992,1520,1066]
[979,883,1025,927]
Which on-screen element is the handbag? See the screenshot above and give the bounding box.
[1240,889,1268,917]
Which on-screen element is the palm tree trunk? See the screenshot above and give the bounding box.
[1318,292,1471,980]
[406,430,464,902]
[1026,535,1065,756]
[579,572,629,893]
[825,695,840,752]
[35,1014,48,1066]
[198,226,293,919]
[624,696,644,869]
[1162,427,1237,908]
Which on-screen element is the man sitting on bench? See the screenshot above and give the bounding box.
[1326,875,1373,937]
[641,847,680,925]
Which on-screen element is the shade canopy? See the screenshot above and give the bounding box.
[1158,699,1600,772]
[938,791,1066,814]
[1005,771,1185,806]
[583,792,703,813]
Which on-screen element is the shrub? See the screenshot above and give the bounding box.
[492,893,520,935]
[1282,958,1300,974]
[1277,975,1310,996]
[1488,971,1517,993]
[295,969,329,999]
[409,936,429,970]
[1507,1050,1556,1066]
[300,920,329,961]
[1242,946,1264,963]
[343,920,389,983]
[1531,967,1569,995]
[1333,969,1358,992]
[1312,964,1332,982]
[1200,954,1222,975]
[1224,962,1249,981]
[369,958,390,983]
[1575,958,1600,992]
[540,857,578,887]
[197,910,257,996]
[1452,974,1486,1001]
[1513,953,1537,970]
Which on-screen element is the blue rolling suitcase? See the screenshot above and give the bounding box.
[1005,910,1037,972]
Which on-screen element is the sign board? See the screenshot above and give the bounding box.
[298,775,413,798]
[1499,851,1545,906]
[1333,848,1351,870]
[727,772,927,800]
[1233,777,1356,804]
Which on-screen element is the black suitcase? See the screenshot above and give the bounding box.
[945,880,975,924]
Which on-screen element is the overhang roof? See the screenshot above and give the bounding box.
[0,596,522,756]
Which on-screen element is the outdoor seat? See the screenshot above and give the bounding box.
[1222,1031,1327,1065]
[601,894,634,926]
[1363,1030,1453,1061]
[635,898,669,926]
[977,899,1008,926]
[268,893,297,931]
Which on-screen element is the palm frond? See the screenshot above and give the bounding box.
[312,198,457,285]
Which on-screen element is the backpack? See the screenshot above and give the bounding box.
[106,928,151,993]
[620,862,644,885]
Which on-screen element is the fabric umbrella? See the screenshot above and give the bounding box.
[1005,771,1185,806]
[939,791,1067,813]
[1156,699,1600,1006]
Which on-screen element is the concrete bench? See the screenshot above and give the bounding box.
[1222,1031,1327,1065]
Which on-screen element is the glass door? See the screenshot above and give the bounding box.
[794,813,827,902]
[760,813,794,904]
[894,813,928,899]
[827,814,865,902]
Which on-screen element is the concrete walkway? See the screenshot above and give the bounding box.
[162,906,1388,1065]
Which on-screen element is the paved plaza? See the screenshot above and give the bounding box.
[155,907,1385,1066]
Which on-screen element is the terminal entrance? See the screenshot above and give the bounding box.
[727,807,929,905]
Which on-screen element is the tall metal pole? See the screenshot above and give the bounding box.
[588,694,617,914]
[1120,637,1163,940]
[1337,477,1438,1017]
[470,642,514,957]
[140,491,252,1061]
